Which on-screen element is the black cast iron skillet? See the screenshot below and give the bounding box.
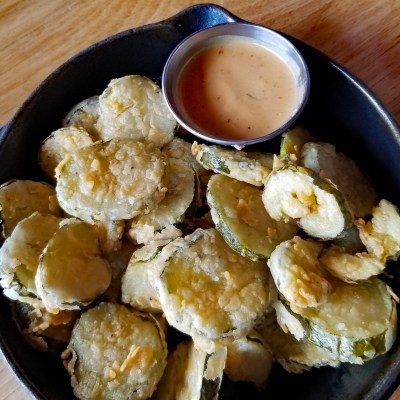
[1,4,400,400]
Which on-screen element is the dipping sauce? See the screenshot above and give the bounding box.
[177,36,301,141]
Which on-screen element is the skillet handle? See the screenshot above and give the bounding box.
[169,4,242,36]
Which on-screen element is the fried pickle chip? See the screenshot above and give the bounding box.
[153,228,276,343]
[0,180,62,238]
[63,96,100,138]
[0,212,62,307]
[38,126,94,181]
[56,138,167,222]
[36,219,111,312]
[63,302,167,400]
[97,75,176,146]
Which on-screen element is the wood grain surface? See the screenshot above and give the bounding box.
[0,1,399,399]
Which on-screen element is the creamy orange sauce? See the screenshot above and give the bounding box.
[178,36,300,140]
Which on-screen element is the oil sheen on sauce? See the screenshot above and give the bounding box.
[178,36,300,140]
